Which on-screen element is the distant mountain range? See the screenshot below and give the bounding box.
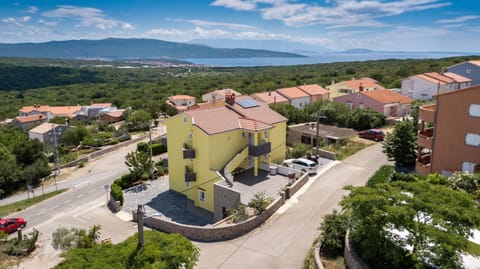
[189,38,332,56]
[0,38,305,60]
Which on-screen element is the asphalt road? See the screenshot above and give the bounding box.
[195,143,389,269]
[5,136,387,269]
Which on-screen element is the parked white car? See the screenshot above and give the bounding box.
[282,158,318,174]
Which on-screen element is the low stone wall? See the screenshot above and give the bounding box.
[286,172,309,198]
[133,195,285,242]
[314,241,325,269]
[316,149,336,160]
[344,229,371,269]
[108,197,122,213]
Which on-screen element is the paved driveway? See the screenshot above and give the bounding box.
[195,143,389,269]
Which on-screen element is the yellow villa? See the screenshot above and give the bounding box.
[165,93,287,220]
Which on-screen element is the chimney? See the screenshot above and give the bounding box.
[359,83,364,92]
[225,92,235,106]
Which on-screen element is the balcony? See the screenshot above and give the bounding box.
[249,142,271,157]
[185,167,196,182]
[415,154,431,175]
[419,104,436,123]
[183,147,195,159]
[417,128,434,149]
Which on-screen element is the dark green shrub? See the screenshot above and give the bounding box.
[232,205,249,223]
[319,210,349,257]
[247,192,272,214]
[4,229,39,256]
[366,165,394,187]
[390,172,417,183]
[151,143,167,155]
[110,182,124,205]
[137,142,149,153]
[119,173,136,189]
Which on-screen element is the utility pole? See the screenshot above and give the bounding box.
[137,204,144,247]
[311,112,327,156]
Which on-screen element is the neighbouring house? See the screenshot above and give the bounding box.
[448,60,480,86]
[287,122,357,147]
[28,122,70,147]
[11,114,48,130]
[165,93,287,221]
[100,109,125,124]
[19,105,82,119]
[86,103,115,118]
[276,86,311,109]
[401,72,471,100]
[416,84,480,176]
[326,77,385,99]
[251,91,289,105]
[202,88,242,102]
[333,89,412,117]
[297,84,330,102]
[167,95,196,112]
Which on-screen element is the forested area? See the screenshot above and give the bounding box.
[1,55,479,119]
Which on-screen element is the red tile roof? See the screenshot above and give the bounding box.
[15,114,46,123]
[298,84,328,96]
[184,96,286,135]
[342,77,385,90]
[19,105,81,117]
[90,103,112,108]
[424,72,454,84]
[442,72,471,83]
[105,110,124,118]
[29,123,59,134]
[170,95,195,100]
[363,89,412,104]
[276,87,309,99]
[415,72,471,85]
[469,60,480,67]
[251,91,289,104]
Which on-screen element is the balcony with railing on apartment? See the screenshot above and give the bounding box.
[185,166,196,182]
[417,127,434,149]
[249,140,271,157]
[415,154,431,175]
[419,104,436,122]
[183,143,195,159]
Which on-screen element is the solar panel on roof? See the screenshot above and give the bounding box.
[237,99,259,108]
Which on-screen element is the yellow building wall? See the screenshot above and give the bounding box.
[166,113,287,213]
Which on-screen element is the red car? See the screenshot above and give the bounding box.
[359,129,385,141]
[0,218,27,234]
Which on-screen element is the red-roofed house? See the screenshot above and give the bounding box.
[100,109,125,123]
[333,89,412,117]
[167,95,196,112]
[202,88,242,103]
[276,86,311,109]
[11,114,48,130]
[251,91,289,105]
[297,84,329,102]
[19,105,82,119]
[401,72,471,100]
[326,77,385,99]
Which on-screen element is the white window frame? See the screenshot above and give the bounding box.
[199,189,206,202]
[469,104,480,118]
[465,133,480,147]
[346,102,353,110]
[359,103,365,109]
[462,162,476,173]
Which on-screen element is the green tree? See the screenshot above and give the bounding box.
[125,151,153,179]
[319,210,349,257]
[342,181,480,268]
[247,191,272,214]
[52,225,102,251]
[126,109,152,131]
[382,119,417,166]
[62,126,88,147]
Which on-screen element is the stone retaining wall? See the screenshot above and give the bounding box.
[286,172,309,198]
[133,195,285,242]
[316,149,336,160]
[344,229,371,269]
[59,134,147,169]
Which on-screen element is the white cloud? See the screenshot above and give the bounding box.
[436,15,480,24]
[186,19,256,30]
[26,6,38,14]
[211,0,257,11]
[1,16,31,26]
[38,19,58,27]
[211,0,451,28]
[42,5,134,30]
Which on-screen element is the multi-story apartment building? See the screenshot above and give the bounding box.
[401,72,471,100]
[416,85,480,175]
[165,93,287,219]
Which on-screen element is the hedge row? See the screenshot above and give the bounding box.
[110,182,124,206]
[137,142,167,156]
[366,165,395,187]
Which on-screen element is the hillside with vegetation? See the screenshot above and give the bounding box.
[0,55,479,119]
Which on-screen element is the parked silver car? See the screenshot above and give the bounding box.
[282,158,318,174]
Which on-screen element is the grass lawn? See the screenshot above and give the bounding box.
[0,189,67,217]
[322,139,370,160]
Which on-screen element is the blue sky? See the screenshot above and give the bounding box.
[1,0,479,52]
